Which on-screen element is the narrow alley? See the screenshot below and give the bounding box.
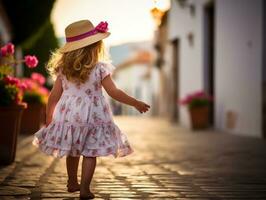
[1,117,266,199]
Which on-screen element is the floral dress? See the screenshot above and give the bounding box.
[32,62,133,158]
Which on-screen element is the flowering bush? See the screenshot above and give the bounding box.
[21,73,49,104]
[179,90,213,109]
[0,42,39,106]
[1,43,15,56]
[0,76,26,106]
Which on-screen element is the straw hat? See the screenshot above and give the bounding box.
[59,20,110,53]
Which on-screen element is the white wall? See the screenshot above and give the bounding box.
[168,0,207,127]
[168,0,264,137]
[215,0,263,137]
[110,41,159,116]
[115,64,159,116]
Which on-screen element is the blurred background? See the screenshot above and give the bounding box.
[0,0,265,139]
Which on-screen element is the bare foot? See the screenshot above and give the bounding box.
[67,182,80,193]
[80,191,95,199]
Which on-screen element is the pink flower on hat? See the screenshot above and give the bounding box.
[95,21,108,33]
[24,55,38,68]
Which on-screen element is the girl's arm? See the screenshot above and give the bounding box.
[102,75,150,113]
[45,76,63,126]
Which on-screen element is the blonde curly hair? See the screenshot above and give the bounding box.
[47,40,109,84]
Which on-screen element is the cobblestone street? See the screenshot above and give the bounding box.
[1,117,266,200]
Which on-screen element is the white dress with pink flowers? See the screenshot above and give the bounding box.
[32,62,133,158]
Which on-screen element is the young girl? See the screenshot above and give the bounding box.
[32,20,150,199]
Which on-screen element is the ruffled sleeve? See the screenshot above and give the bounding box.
[98,62,115,81]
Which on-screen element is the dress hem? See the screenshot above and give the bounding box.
[32,135,134,159]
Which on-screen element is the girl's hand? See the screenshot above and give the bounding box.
[134,100,150,113]
[102,75,151,112]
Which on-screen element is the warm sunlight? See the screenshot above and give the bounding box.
[1,0,265,199]
[51,0,170,46]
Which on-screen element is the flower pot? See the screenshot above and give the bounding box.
[21,103,46,135]
[189,106,209,130]
[0,103,27,165]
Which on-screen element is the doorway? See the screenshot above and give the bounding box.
[171,39,179,122]
[203,1,215,127]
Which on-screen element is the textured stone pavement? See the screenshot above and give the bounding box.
[1,116,266,200]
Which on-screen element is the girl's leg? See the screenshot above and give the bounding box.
[80,156,97,197]
[66,155,80,191]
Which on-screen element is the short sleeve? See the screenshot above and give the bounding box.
[98,62,115,81]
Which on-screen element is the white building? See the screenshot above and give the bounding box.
[166,0,265,138]
[109,41,160,116]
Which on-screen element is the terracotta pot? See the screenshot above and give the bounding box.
[189,106,209,130]
[21,103,46,135]
[0,103,27,165]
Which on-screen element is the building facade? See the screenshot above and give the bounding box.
[109,41,160,116]
[163,0,265,137]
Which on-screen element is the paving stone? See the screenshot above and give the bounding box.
[41,192,79,198]
[0,117,266,199]
[109,198,142,200]
[0,164,16,184]
[148,192,180,198]
[0,197,30,200]
[0,186,31,196]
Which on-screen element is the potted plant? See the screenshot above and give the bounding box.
[0,42,38,165]
[179,90,213,130]
[20,72,49,134]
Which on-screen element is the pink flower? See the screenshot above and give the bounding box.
[18,82,27,91]
[193,91,205,98]
[92,149,98,156]
[4,75,20,85]
[95,21,108,32]
[179,94,193,105]
[1,46,8,56]
[179,90,213,106]
[93,96,99,106]
[20,78,35,90]
[192,91,213,101]
[85,88,92,96]
[179,98,187,105]
[31,72,45,85]
[6,43,15,55]
[38,86,49,95]
[24,55,38,68]
[1,43,15,57]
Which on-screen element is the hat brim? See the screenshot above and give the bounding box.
[59,32,110,53]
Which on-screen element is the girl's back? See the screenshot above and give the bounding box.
[54,61,116,127]
[34,61,132,158]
